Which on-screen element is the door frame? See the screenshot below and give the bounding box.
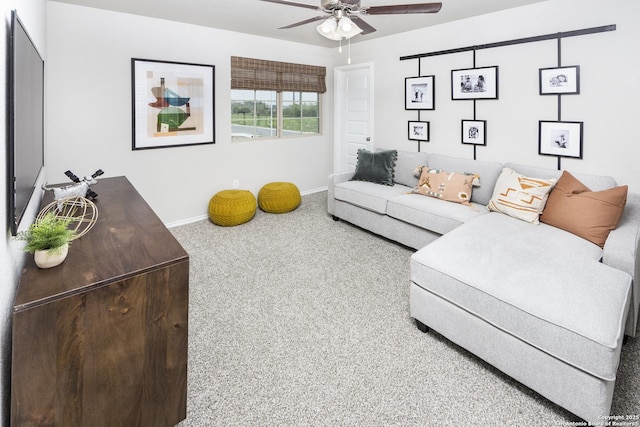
[333,62,374,173]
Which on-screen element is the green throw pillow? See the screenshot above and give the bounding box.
[351,149,398,186]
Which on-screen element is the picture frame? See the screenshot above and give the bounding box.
[451,66,499,100]
[538,120,583,158]
[539,65,580,95]
[131,58,215,150]
[461,120,487,145]
[405,76,435,110]
[408,121,430,142]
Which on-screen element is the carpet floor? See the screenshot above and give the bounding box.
[171,191,640,427]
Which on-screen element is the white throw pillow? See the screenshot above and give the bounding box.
[487,167,556,224]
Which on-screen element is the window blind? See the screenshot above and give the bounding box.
[231,56,327,93]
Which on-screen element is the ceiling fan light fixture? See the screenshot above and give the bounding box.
[316,18,342,40]
[319,17,337,34]
[337,16,362,39]
[339,17,353,32]
[265,0,444,44]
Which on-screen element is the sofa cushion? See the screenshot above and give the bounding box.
[540,171,628,248]
[505,162,617,191]
[487,167,556,224]
[411,213,631,380]
[387,194,487,235]
[392,150,430,188]
[427,154,503,205]
[334,181,413,214]
[412,168,479,205]
[351,149,397,186]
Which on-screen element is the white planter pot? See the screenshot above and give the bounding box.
[34,243,69,269]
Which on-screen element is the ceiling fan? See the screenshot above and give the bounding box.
[260,0,442,40]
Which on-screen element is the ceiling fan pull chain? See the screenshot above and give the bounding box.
[348,37,352,64]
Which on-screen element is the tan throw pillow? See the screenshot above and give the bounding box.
[413,168,479,205]
[487,167,556,224]
[540,171,627,247]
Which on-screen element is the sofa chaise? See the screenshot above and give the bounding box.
[327,149,640,424]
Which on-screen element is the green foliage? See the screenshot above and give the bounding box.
[231,95,319,135]
[16,212,76,254]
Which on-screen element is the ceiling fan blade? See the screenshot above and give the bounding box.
[350,16,377,35]
[259,0,321,11]
[364,2,442,15]
[279,16,327,29]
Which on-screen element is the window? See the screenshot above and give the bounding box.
[231,90,320,140]
[283,91,320,136]
[231,57,325,141]
[231,90,277,139]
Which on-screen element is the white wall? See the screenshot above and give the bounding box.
[45,2,337,226]
[348,0,640,192]
[1,1,47,424]
[2,0,638,424]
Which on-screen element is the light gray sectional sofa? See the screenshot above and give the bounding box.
[327,149,640,424]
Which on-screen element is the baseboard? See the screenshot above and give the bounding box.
[166,214,209,229]
[301,186,327,196]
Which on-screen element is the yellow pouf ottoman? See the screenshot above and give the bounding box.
[258,182,301,214]
[208,190,256,226]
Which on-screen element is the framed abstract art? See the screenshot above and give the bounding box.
[131,58,215,150]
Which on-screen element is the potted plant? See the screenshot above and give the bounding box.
[16,212,76,268]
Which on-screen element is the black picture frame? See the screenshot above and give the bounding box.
[131,58,215,150]
[408,121,430,141]
[539,65,580,95]
[538,120,583,158]
[461,120,487,145]
[405,75,435,110]
[451,66,499,100]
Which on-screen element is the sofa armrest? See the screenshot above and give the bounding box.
[329,171,354,185]
[327,171,354,215]
[603,192,640,337]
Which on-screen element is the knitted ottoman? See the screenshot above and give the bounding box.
[208,190,256,226]
[258,182,301,213]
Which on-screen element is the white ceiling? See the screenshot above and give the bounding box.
[50,0,548,48]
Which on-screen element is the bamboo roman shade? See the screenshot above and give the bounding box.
[231,56,327,93]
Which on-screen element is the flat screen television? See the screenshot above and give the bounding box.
[8,10,45,235]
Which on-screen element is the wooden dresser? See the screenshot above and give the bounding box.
[11,177,189,427]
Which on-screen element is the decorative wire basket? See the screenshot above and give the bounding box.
[37,197,98,240]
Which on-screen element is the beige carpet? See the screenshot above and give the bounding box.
[171,191,640,426]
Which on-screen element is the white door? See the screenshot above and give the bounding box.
[334,63,373,173]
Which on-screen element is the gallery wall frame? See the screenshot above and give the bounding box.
[131,58,215,150]
[451,66,498,100]
[408,121,430,142]
[400,25,615,61]
[538,120,583,158]
[539,65,580,95]
[405,75,435,110]
[400,24,615,164]
[461,120,487,145]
